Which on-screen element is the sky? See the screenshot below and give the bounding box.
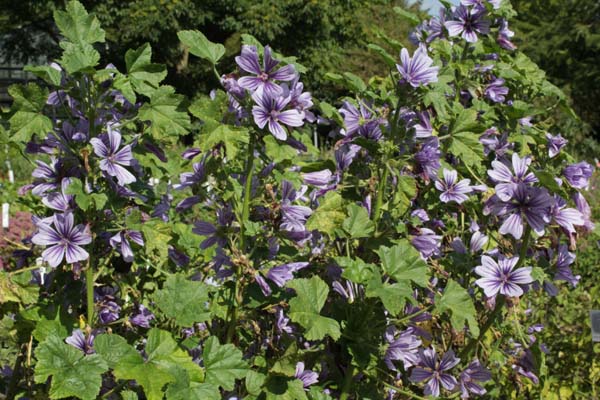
[413,0,459,14]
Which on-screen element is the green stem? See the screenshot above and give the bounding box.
[239,135,256,251]
[86,256,95,327]
[372,163,389,229]
[339,365,355,400]
[380,381,428,400]
[226,134,256,343]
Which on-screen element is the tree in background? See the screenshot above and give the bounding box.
[512,0,600,149]
[0,0,420,98]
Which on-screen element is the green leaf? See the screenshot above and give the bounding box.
[287,276,341,341]
[138,85,191,139]
[367,44,397,69]
[53,0,105,46]
[120,391,138,400]
[24,65,62,86]
[94,333,133,369]
[336,256,375,284]
[435,280,479,336]
[59,42,100,73]
[343,204,375,238]
[377,241,429,287]
[201,125,250,159]
[393,6,420,25]
[113,329,204,400]
[343,72,366,93]
[178,30,225,65]
[34,335,108,400]
[265,376,308,400]
[165,368,220,400]
[125,43,167,97]
[448,132,484,168]
[8,83,53,143]
[366,279,413,315]
[305,191,345,237]
[32,316,68,343]
[246,370,267,396]
[0,271,39,305]
[450,108,481,135]
[203,336,249,391]
[264,135,298,163]
[392,175,417,216]
[141,220,172,260]
[153,274,211,327]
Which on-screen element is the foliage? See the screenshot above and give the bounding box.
[512,0,600,155]
[0,1,597,399]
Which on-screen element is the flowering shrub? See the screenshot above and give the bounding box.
[0,1,595,399]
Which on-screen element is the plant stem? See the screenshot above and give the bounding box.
[226,134,256,343]
[86,255,95,327]
[239,135,256,251]
[372,163,389,229]
[339,364,355,400]
[380,381,428,400]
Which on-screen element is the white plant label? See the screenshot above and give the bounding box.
[2,203,9,229]
[8,169,14,183]
[591,310,600,342]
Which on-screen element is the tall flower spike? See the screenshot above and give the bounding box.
[236,45,297,96]
[31,213,92,268]
[397,47,439,88]
[251,89,305,141]
[90,125,136,186]
[474,255,533,298]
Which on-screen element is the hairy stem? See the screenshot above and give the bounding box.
[339,365,355,400]
[226,135,256,343]
[86,256,95,326]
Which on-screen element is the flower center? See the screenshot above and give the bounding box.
[259,72,269,82]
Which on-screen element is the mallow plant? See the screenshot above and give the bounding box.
[0,0,595,399]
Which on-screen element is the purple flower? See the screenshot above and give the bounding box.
[266,262,309,287]
[65,329,97,354]
[445,5,490,43]
[550,195,584,234]
[31,158,61,196]
[397,47,439,88]
[236,45,297,96]
[95,288,121,324]
[461,0,501,9]
[573,192,595,232]
[280,181,312,233]
[130,304,155,328]
[384,327,422,371]
[192,205,233,249]
[332,280,363,303]
[469,231,488,253]
[488,183,551,239]
[302,169,334,187]
[42,178,75,212]
[410,348,460,397]
[295,362,319,388]
[339,101,383,140]
[284,78,315,122]
[497,19,517,51]
[459,360,491,398]
[251,89,304,140]
[255,273,272,297]
[485,78,509,103]
[545,133,567,158]
[32,213,92,268]
[487,153,537,201]
[513,349,539,384]
[563,162,593,189]
[554,244,579,287]
[276,307,294,334]
[90,125,136,186]
[175,158,206,189]
[109,230,144,262]
[415,137,441,181]
[474,255,533,297]
[412,228,442,258]
[435,169,472,204]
